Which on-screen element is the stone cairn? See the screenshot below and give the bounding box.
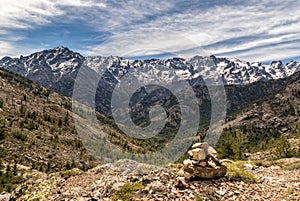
[183,142,227,179]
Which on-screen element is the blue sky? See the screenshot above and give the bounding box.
[0,0,300,62]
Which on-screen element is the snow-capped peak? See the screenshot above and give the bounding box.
[0,47,299,86]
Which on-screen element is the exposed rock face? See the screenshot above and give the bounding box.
[184,142,227,179]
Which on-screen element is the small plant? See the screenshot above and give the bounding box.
[252,160,274,167]
[59,168,83,179]
[112,182,144,201]
[12,130,27,141]
[225,162,257,183]
[195,195,204,201]
[0,98,3,108]
[282,161,300,170]
[19,104,27,117]
[0,127,6,140]
[285,188,294,194]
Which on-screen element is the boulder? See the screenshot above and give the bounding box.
[0,193,11,201]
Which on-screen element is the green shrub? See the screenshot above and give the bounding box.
[59,168,83,179]
[112,182,144,201]
[0,163,24,192]
[282,161,300,170]
[0,127,6,140]
[225,162,257,183]
[275,136,293,158]
[195,195,204,201]
[252,160,273,167]
[12,130,27,141]
[285,188,294,194]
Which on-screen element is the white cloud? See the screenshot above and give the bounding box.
[0,0,62,29]
[0,41,14,56]
[93,0,300,62]
[223,42,300,62]
[152,3,298,47]
[88,28,208,58]
[0,0,300,62]
[0,0,64,57]
[55,0,106,8]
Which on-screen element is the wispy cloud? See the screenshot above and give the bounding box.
[0,0,300,62]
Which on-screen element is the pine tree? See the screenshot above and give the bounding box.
[13,162,17,176]
[46,162,51,173]
[0,159,3,176]
[0,98,3,108]
[71,159,76,168]
[6,164,10,178]
[65,161,71,170]
[275,136,292,158]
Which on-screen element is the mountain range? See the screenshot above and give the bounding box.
[1,46,300,86]
[0,47,298,129]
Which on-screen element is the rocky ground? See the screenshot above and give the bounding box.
[2,158,299,201]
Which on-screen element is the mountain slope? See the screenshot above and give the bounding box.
[216,71,300,160]
[0,67,158,170]
[0,67,185,172]
[224,70,300,135]
[0,68,96,172]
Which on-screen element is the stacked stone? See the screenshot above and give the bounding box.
[183,142,227,179]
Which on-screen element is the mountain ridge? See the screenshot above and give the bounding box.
[1,46,300,86]
[1,46,299,129]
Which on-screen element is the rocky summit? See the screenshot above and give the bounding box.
[184,142,227,179]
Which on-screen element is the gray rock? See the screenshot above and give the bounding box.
[174,177,189,189]
[0,193,11,201]
[244,163,255,170]
[216,189,227,196]
[188,148,207,161]
[184,164,227,179]
[208,146,217,155]
[146,181,166,194]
